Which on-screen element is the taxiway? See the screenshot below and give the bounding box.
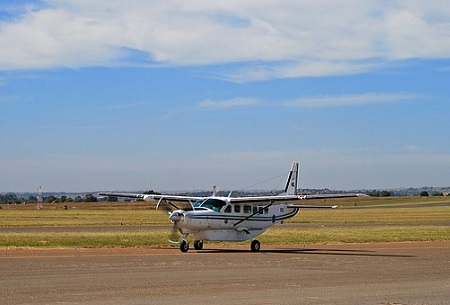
[1,242,449,305]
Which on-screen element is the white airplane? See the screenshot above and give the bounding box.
[100,162,365,252]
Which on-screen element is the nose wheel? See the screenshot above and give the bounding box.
[180,240,189,252]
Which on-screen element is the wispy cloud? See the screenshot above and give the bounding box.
[0,94,19,104]
[104,101,150,110]
[198,97,259,110]
[1,1,450,80]
[283,93,420,108]
[213,150,291,162]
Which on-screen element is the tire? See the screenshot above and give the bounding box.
[250,240,260,252]
[194,240,203,250]
[180,240,189,252]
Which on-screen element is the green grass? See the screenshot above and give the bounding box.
[260,226,450,244]
[1,197,449,248]
[0,230,172,248]
[2,226,448,248]
[0,208,168,226]
[290,206,450,224]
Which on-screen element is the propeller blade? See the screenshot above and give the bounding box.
[168,221,181,244]
[156,200,183,244]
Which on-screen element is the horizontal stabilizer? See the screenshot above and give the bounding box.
[287,204,339,209]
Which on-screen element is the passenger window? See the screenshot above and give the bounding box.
[224,205,232,213]
[253,206,258,214]
[244,205,251,214]
[234,205,241,213]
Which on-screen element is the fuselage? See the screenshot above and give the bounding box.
[170,197,299,242]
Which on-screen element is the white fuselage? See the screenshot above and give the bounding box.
[171,198,299,242]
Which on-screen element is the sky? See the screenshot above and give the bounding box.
[1,0,450,193]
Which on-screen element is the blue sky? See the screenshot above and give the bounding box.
[1,1,450,192]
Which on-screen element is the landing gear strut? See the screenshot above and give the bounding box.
[250,240,261,252]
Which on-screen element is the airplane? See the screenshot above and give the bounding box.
[99,162,366,252]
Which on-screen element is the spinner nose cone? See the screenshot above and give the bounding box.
[169,211,183,221]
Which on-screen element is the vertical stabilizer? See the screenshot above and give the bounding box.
[283,162,299,195]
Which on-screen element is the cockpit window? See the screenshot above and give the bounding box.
[193,199,204,208]
[195,198,227,212]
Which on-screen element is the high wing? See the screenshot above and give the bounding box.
[99,162,368,208]
[227,193,366,208]
[98,192,203,203]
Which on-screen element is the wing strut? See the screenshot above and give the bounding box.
[156,198,180,212]
[233,202,273,227]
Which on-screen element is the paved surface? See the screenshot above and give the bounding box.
[1,242,449,305]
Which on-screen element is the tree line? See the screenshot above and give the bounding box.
[0,193,99,204]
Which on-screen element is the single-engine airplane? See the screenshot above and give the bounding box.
[99,162,366,252]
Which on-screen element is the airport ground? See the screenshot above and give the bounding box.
[1,197,449,304]
[1,242,449,305]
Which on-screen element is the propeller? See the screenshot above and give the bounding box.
[156,198,183,244]
[167,211,185,244]
[168,221,181,244]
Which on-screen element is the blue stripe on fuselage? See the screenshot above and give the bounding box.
[187,209,299,222]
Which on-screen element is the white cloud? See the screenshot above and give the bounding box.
[1,1,450,80]
[198,97,259,109]
[283,93,419,107]
[403,144,421,152]
[224,60,381,82]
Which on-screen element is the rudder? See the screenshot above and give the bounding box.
[283,162,299,195]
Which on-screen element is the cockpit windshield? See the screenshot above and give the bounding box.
[193,198,226,212]
[193,199,204,208]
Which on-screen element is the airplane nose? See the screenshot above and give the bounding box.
[169,211,183,222]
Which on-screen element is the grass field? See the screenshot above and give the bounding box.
[1,197,449,248]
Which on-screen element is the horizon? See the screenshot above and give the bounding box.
[3,185,450,197]
[1,1,450,192]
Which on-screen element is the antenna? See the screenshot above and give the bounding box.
[37,186,43,209]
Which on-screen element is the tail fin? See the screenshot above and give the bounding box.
[283,162,299,195]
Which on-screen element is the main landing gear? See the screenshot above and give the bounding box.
[178,239,261,252]
[250,240,261,252]
[194,240,203,250]
[179,239,204,252]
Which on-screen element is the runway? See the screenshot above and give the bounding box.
[1,242,449,305]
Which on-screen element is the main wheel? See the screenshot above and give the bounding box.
[250,240,260,252]
[194,240,203,250]
[180,240,189,252]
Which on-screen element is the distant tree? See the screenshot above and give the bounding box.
[60,195,67,203]
[46,195,58,203]
[74,196,83,202]
[143,190,161,195]
[65,197,73,203]
[84,194,97,202]
[380,190,391,197]
[420,191,429,197]
[1,193,19,204]
[367,190,379,197]
[432,192,443,196]
[27,195,38,203]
